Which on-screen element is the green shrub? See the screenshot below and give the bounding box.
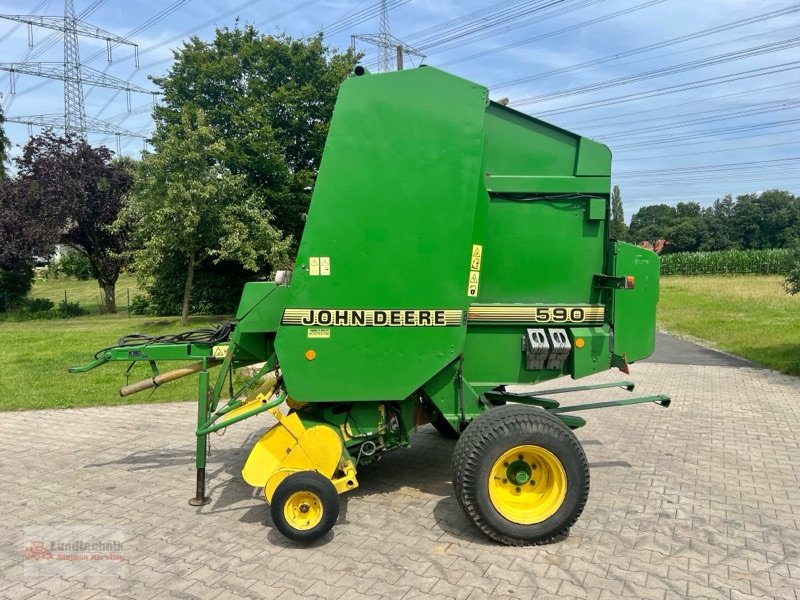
[660,248,793,276]
[1,298,88,321]
[0,265,35,311]
[51,299,89,318]
[128,294,152,315]
[20,297,55,312]
[784,243,800,295]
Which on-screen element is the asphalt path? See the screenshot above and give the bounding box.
[646,332,753,367]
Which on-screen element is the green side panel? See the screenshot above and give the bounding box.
[483,103,611,195]
[612,242,660,362]
[569,326,612,378]
[236,283,288,333]
[275,67,489,402]
[477,198,605,304]
[462,326,562,388]
[576,137,613,176]
[587,197,606,221]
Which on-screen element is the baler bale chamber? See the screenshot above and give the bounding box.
[72,65,669,546]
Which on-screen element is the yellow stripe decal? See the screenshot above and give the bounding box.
[467,305,605,324]
[282,309,464,327]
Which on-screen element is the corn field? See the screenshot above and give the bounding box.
[660,249,794,276]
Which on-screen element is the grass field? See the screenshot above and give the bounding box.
[0,313,230,411]
[1,274,796,412]
[658,275,800,376]
[28,274,142,313]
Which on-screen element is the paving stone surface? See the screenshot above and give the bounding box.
[1,342,799,599]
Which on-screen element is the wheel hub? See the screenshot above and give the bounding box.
[506,459,533,485]
[489,445,567,525]
[283,491,323,530]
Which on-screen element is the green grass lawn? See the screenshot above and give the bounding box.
[0,313,227,411]
[1,274,796,412]
[29,274,142,313]
[658,275,800,376]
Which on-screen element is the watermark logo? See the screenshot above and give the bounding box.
[23,526,125,577]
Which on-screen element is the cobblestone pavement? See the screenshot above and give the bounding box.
[1,345,799,599]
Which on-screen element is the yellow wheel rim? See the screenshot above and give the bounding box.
[283,491,324,531]
[488,445,567,525]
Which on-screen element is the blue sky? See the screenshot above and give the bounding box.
[1,0,798,216]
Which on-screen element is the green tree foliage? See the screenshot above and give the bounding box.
[0,164,61,311]
[629,190,799,253]
[785,240,800,295]
[609,185,627,241]
[151,26,359,242]
[125,110,291,324]
[0,265,34,312]
[11,131,133,312]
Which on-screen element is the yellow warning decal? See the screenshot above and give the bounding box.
[467,244,483,297]
[212,344,229,358]
[468,305,605,324]
[309,257,320,276]
[470,244,483,270]
[282,309,464,327]
[467,270,480,297]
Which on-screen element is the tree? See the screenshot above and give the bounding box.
[609,185,627,241]
[151,26,359,241]
[125,110,291,324]
[13,131,133,312]
[702,195,738,250]
[0,173,67,310]
[628,204,676,244]
[785,240,800,295]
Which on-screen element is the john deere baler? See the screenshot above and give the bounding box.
[72,65,668,545]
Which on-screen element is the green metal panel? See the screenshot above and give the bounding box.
[569,326,612,378]
[462,326,562,387]
[611,242,660,362]
[236,283,288,332]
[483,103,610,193]
[275,67,489,402]
[587,197,606,221]
[477,197,605,304]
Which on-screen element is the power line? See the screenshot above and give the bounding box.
[491,4,800,91]
[510,36,800,107]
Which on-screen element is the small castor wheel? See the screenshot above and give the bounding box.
[270,471,340,543]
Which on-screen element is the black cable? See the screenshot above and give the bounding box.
[94,321,235,359]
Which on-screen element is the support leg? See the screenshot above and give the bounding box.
[189,363,212,506]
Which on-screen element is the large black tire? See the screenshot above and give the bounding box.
[270,471,340,543]
[452,405,589,546]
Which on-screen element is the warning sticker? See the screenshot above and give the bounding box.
[471,245,483,270]
[212,345,229,358]
[320,257,330,276]
[309,257,320,276]
[467,270,480,297]
[307,328,331,339]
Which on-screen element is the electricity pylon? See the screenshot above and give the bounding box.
[0,0,152,139]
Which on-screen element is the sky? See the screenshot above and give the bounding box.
[0,0,798,216]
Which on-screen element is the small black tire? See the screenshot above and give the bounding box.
[452,405,589,546]
[270,471,340,543]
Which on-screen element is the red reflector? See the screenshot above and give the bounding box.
[625,276,635,289]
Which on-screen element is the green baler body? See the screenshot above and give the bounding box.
[234,66,660,427]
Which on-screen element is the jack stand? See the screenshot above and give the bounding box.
[188,468,211,506]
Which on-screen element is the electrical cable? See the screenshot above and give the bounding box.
[94,321,235,359]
